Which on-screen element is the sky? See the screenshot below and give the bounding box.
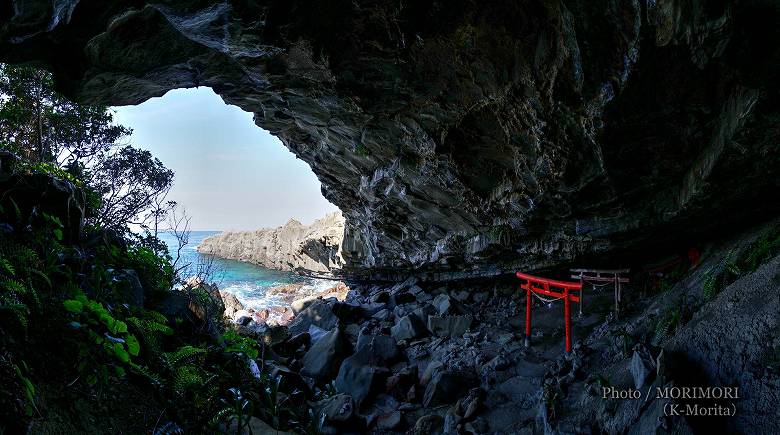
[112,87,339,231]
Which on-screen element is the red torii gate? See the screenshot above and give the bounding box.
[516,272,582,353]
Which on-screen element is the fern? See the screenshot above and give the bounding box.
[130,362,163,386]
[166,345,207,367]
[0,257,14,275]
[208,407,232,429]
[702,272,719,300]
[0,296,30,330]
[1,278,27,296]
[127,315,173,355]
[28,269,51,289]
[145,310,169,325]
[27,281,40,308]
[653,309,681,345]
[172,365,205,395]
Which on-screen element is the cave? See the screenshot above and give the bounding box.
[1,1,779,433]
[3,0,777,279]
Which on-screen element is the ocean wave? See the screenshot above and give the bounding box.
[219,277,339,310]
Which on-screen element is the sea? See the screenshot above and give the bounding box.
[156,230,335,310]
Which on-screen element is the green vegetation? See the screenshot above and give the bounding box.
[0,64,324,432]
[653,306,681,345]
[0,154,330,432]
[701,223,780,301]
[612,328,636,358]
[0,63,175,235]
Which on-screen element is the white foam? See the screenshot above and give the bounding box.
[219,277,339,311]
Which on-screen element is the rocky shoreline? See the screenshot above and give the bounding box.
[217,279,351,332]
[195,221,780,434]
[197,212,345,274]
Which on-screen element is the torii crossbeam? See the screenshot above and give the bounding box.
[570,268,629,319]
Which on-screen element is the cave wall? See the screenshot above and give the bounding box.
[2,0,778,277]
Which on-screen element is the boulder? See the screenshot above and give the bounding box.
[420,361,444,387]
[335,354,377,408]
[373,308,391,321]
[356,334,398,363]
[182,277,225,323]
[158,292,190,321]
[414,414,444,435]
[472,291,489,304]
[370,291,390,304]
[287,300,339,335]
[390,277,419,294]
[391,315,427,341]
[277,332,310,354]
[301,328,346,380]
[291,294,319,314]
[335,348,390,407]
[451,290,470,302]
[361,302,386,317]
[307,324,330,345]
[385,365,418,400]
[236,322,267,338]
[427,315,473,338]
[391,291,417,305]
[0,173,85,243]
[314,394,355,423]
[376,411,402,431]
[265,283,305,301]
[423,370,473,407]
[432,293,453,314]
[264,361,310,395]
[234,312,253,326]
[629,349,654,390]
[258,325,291,347]
[220,290,245,319]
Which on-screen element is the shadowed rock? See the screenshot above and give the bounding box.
[3,1,778,278]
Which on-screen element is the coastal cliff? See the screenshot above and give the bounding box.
[197,212,345,273]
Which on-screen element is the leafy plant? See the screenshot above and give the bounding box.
[127,311,174,356]
[221,329,259,360]
[702,271,719,300]
[257,374,287,429]
[209,388,253,435]
[653,307,681,345]
[62,290,142,388]
[700,223,780,301]
[299,408,326,435]
[14,362,36,417]
[612,328,635,358]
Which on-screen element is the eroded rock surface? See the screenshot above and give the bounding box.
[2,1,778,277]
[197,212,344,273]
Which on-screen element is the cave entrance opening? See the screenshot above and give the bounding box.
[111,87,345,314]
[112,86,340,234]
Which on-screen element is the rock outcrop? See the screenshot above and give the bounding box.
[197,212,344,273]
[2,1,778,277]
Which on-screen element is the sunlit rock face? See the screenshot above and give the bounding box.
[197,212,345,273]
[2,1,778,277]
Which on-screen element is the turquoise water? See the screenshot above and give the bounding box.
[157,231,332,309]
